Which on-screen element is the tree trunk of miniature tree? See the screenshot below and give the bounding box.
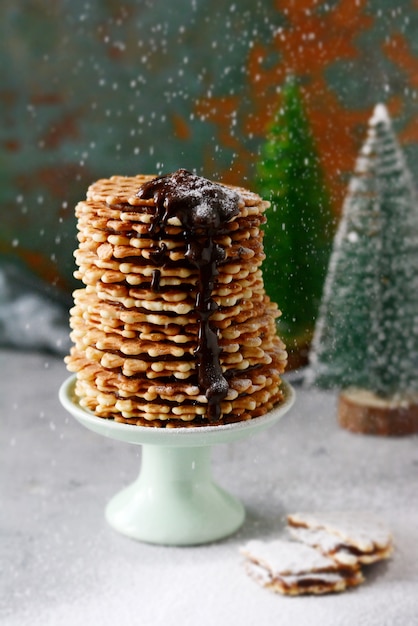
[255,76,334,369]
[338,389,418,436]
[308,104,418,435]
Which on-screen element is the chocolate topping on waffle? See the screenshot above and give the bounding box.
[137,169,239,422]
[137,170,240,421]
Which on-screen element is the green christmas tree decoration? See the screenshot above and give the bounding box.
[308,104,418,435]
[255,77,334,366]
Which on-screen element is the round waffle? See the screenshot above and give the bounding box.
[65,170,287,426]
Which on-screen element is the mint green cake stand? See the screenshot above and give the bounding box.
[59,375,295,546]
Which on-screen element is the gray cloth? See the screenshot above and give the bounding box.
[0,262,71,355]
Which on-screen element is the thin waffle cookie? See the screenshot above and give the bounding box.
[240,539,364,595]
[287,511,393,566]
[65,169,287,426]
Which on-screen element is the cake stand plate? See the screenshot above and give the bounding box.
[59,375,295,545]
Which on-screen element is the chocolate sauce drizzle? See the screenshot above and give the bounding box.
[137,169,240,422]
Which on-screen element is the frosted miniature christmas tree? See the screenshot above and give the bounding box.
[308,104,418,435]
[255,77,334,367]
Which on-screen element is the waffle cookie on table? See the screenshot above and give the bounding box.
[65,169,287,427]
[240,539,364,596]
[240,511,392,595]
[287,511,393,566]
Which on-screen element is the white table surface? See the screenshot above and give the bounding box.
[1,349,418,626]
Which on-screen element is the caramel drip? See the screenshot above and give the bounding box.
[137,169,240,421]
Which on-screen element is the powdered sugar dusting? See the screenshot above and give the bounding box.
[241,538,339,575]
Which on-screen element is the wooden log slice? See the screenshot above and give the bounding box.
[338,388,418,436]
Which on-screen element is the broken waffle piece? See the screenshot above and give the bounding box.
[240,539,363,595]
[287,511,393,566]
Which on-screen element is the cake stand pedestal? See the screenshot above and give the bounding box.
[59,376,295,545]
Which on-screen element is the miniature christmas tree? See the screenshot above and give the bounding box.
[308,104,418,435]
[255,77,334,367]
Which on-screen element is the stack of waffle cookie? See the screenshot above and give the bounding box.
[65,170,287,427]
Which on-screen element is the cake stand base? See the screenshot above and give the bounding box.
[59,375,295,545]
[106,445,244,544]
